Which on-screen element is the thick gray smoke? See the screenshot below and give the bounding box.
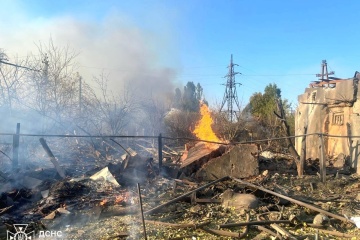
[0,5,178,102]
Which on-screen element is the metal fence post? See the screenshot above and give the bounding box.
[158,133,162,171]
[299,126,307,177]
[12,123,20,170]
[318,133,326,183]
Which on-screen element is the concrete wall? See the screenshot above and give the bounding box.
[295,78,360,173]
[349,81,360,172]
[295,85,328,159]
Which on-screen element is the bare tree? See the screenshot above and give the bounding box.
[89,72,138,135]
[0,49,30,112]
[164,109,199,140]
[140,94,172,136]
[210,98,250,143]
[213,111,248,142]
[24,38,80,132]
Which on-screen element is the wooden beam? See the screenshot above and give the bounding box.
[39,138,66,179]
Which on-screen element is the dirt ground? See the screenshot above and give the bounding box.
[1,143,360,240]
[63,174,360,240]
[4,172,357,240]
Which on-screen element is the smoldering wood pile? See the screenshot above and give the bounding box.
[0,138,359,239]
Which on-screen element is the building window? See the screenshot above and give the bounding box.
[332,112,344,125]
[312,92,316,102]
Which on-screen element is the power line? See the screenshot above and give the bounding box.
[78,64,317,77]
[242,73,316,76]
[4,53,43,59]
[0,60,40,72]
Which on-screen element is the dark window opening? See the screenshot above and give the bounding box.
[332,112,344,125]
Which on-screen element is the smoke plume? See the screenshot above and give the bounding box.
[0,3,178,100]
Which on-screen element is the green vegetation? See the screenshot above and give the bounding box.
[247,83,295,150]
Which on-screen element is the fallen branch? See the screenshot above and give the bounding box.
[219,220,291,228]
[201,213,250,238]
[231,177,355,225]
[0,205,13,215]
[110,138,130,155]
[195,198,222,204]
[315,228,359,238]
[144,176,229,215]
[168,235,199,240]
[252,225,283,240]
[200,227,247,238]
[270,223,296,239]
[0,150,11,162]
[144,220,210,229]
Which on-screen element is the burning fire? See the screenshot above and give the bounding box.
[193,103,221,142]
[99,199,108,206]
[115,192,130,205]
[115,195,125,204]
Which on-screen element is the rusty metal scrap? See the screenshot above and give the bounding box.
[144,176,229,215]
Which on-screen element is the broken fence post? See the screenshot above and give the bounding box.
[318,133,326,183]
[158,133,163,171]
[299,126,307,177]
[12,123,20,170]
[39,138,66,179]
[137,183,147,240]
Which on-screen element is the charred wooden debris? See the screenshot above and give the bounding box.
[0,136,360,239]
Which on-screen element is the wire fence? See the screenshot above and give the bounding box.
[0,123,359,176]
[1,132,359,144]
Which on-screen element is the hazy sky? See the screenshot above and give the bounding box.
[1,0,360,108]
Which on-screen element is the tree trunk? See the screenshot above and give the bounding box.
[274,99,302,176]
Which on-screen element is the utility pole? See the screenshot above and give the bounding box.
[41,54,49,106]
[316,60,334,81]
[310,60,336,88]
[77,72,82,115]
[42,54,49,82]
[40,54,49,133]
[220,54,241,122]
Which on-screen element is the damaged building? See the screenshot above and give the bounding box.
[295,61,360,173]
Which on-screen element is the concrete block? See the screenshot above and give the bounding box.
[195,144,259,180]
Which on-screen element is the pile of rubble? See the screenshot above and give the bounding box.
[1,139,360,239]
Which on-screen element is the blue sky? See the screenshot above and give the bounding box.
[1,0,360,109]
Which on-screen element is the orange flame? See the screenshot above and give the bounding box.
[100,199,108,206]
[115,195,124,204]
[193,103,220,142]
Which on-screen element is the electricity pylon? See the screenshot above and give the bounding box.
[220,54,241,122]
